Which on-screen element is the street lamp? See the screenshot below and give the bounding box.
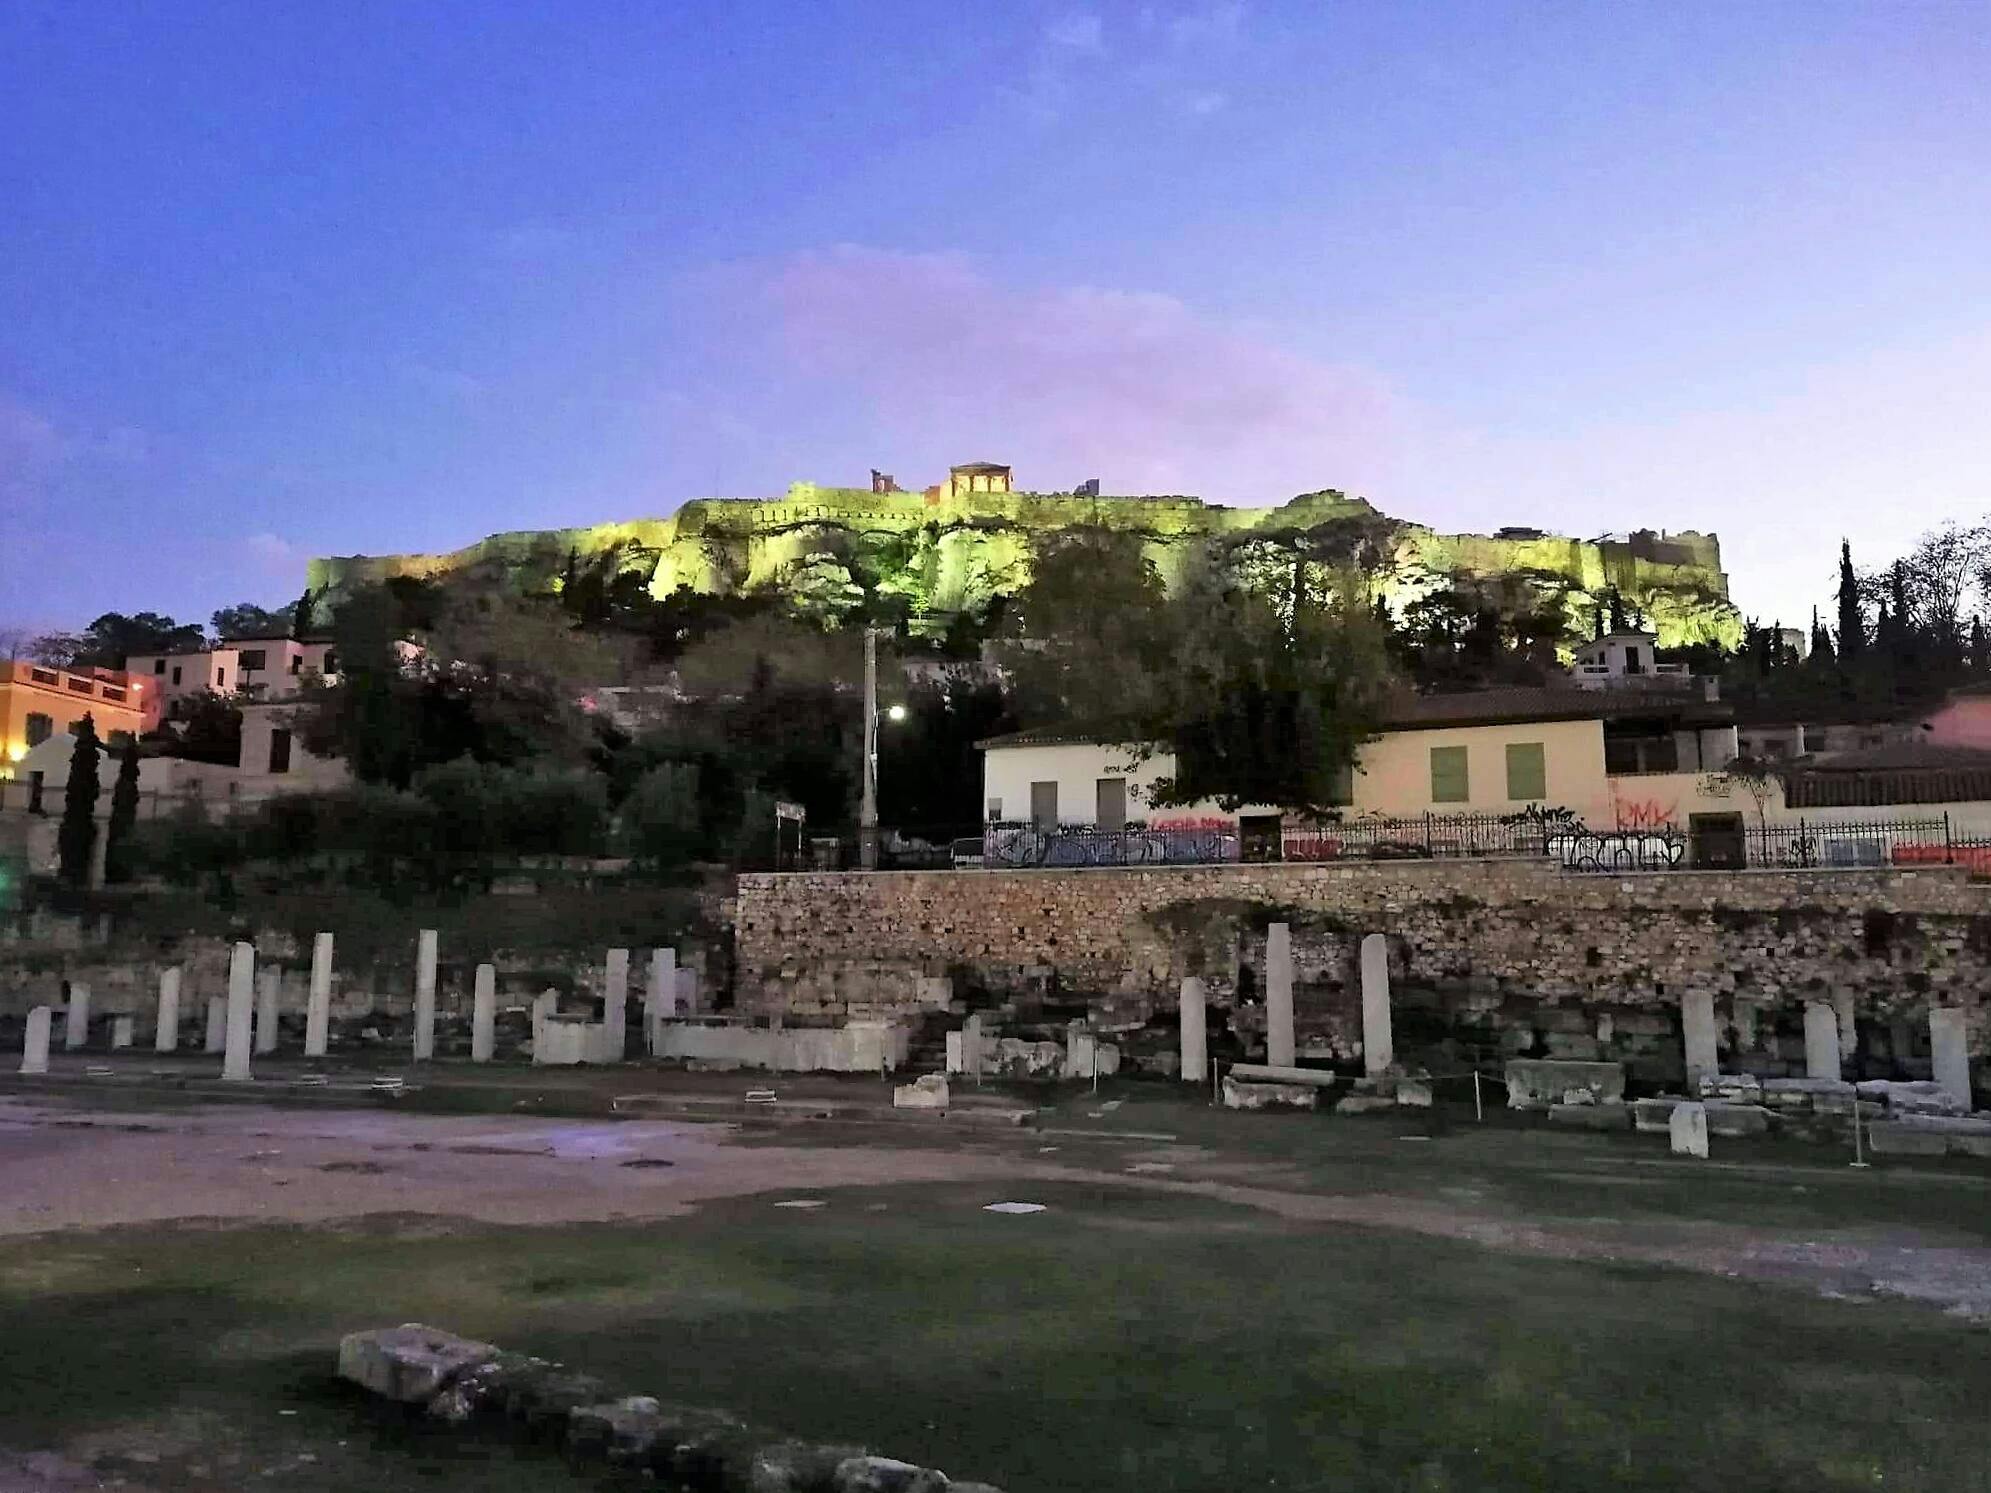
[858,630,909,870]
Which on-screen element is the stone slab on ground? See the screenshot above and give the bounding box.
[1704,1102,1775,1138]
[1228,1063,1339,1088]
[1670,1101,1710,1158]
[1865,1122,1951,1157]
[1763,1078,1857,1112]
[1506,1059,1625,1111]
[1698,1073,1763,1104]
[892,1075,949,1110]
[1858,1080,1969,1117]
[338,1323,498,1403]
[1223,1076,1319,1111]
[1632,1096,1684,1133]
[1548,1102,1630,1131]
[1867,1115,1991,1159]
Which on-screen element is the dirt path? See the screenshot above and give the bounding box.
[7,1098,1991,1319]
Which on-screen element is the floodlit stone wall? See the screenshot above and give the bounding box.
[735,862,1991,1085]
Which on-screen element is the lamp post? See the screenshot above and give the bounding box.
[858,626,905,871]
[861,627,880,870]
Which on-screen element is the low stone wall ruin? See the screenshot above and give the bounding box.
[735,862,1991,1089]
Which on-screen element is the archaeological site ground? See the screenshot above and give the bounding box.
[4,1057,1991,1492]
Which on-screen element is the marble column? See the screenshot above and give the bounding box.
[155,968,181,1053]
[1682,990,1718,1088]
[603,948,630,1062]
[1360,933,1394,1077]
[1803,1000,1841,1080]
[471,964,496,1063]
[222,942,255,1082]
[20,1006,52,1075]
[963,1013,986,1080]
[1832,990,1858,1064]
[255,967,280,1055]
[109,1015,133,1049]
[412,929,438,1062]
[305,932,333,1058]
[63,983,90,1050]
[204,996,227,1053]
[1179,977,1208,1085]
[1265,922,1296,1068]
[1730,997,1760,1055]
[646,947,677,1055]
[1930,1007,1973,1113]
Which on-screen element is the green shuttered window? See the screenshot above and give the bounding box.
[1429,745,1469,804]
[1505,741,1547,801]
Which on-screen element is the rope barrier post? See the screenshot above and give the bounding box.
[1474,1068,1483,1124]
[1851,1089,1870,1169]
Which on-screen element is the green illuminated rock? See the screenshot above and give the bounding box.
[308,480,1742,650]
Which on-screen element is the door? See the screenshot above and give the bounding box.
[267,728,293,775]
[1095,777,1126,831]
[1030,781,1058,831]
[1690,812,1746,870]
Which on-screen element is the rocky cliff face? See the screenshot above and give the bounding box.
[308,483,1742,651]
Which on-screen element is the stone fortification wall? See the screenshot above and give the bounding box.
[309,486,1742,650]
[735,862,1991,1085]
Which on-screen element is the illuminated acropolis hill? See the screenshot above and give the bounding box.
[307,463,1742,649]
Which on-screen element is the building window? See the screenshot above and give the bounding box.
[1801,726,1827,753]
[238,649,267,671]
[152,658,166,674]
[170,665,182,686]
[1430,745,1470,804]
[268,729,292,774]
[323,650,338,675]
[215,668,226,689]
[24,713,53,748]
[289,655,302,675]
[986,798,1002,822]
[1030,781,1059,830]
[1505,742,1547,801]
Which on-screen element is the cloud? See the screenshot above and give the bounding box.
[245,533,305,579]
[753,246,1401,502]
[1045,12,1105,53]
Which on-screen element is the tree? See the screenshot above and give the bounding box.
[1836,539,1864,661]
[291,587,319,638]
[56,715,102,885]
[161,691,243,765]
[211,601,292,640]
[623,760,704,871]
[1898,521,1989,668]
[30,613,205,670]
[1144,559,1394,813]
[1808,606,1835,668]
[102,737,142,884]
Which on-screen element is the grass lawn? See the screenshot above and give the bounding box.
[3,1173,1988,1491]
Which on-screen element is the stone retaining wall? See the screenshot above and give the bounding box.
[736,862,1991,1085]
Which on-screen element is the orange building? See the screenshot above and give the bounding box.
[0,659,146,777]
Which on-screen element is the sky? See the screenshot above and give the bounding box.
[2,0,1987,637]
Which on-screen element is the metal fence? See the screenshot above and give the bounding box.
[1282,811,1569,863]
[1743,816,1961,870]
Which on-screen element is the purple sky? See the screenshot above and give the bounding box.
[3,1,1987,636]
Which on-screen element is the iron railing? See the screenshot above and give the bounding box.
[1743,816,1957,870]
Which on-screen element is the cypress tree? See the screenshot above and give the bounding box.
[1809,605,1835,667]
[103,737,142,884]
[1836,539,1864,660]
[56,714,102,886]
